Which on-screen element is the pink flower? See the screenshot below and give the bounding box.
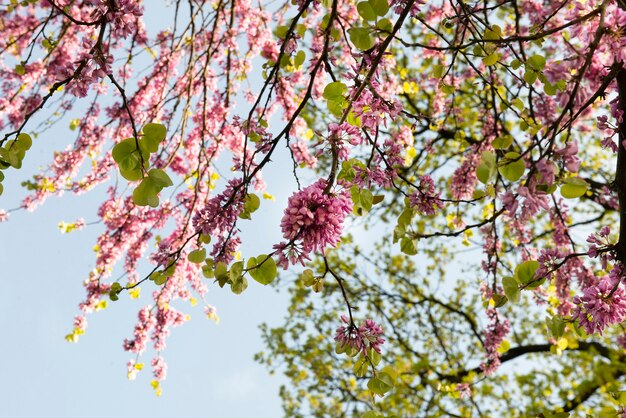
[334,315,385,355]
[456,383,471,398]
[151,356,167,381]
[275,179,352,267]
[408,175,443,216]
[572,275,626,335]
[480,309,510,376]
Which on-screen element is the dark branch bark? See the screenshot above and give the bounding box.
[614,67,626,265]
[440,341,613,382]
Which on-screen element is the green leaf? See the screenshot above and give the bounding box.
[148,168,173,188]
[368,0,389,16]
[432,64,445,79]
[351,186,374,215]
[498,152,525,182]
[188,248,206,264]
[484,25,502,40]
[362,411,380,418]
[279,55,291,69]
[524,69,537,85]
[327,100,343,117]
[544,82,557,96]
[109,283,122,300]
[511,97,524,111]
[515,260,540,285]
[377,18,392,32]
[367,372,394,396]
[113,138,148,180]
[141,123,167,153]
[492,294,508,308]
[346,345,360,357]
[119,167,143,181]
[112,138,139,170]
[143,123,166,142]
[397,208,414,228]
[294,50,305,67]
[482,52,500,66]
[546,315,566,340]
[247,255,277,285]
[357,2,376,20]
[510,59,522,70]
[8,151,21,168]
[202,263,214,278]
[360,189,373,212]
[400,237,417,255]
[560,177,588,199]
[492,135,513,150]
[296,24,307,37]
[349,27,374,51]
[275,25,289,39]
[526,54,546,71]
[312,279,324,293]
[353,356,369,377]
[132,178,160,207]
[440,83,455,94]
[323,82,347,101]
[300,269,316,286]
[151,271,167,286]
[215,261,229,287]
[229,261,244,282]
[476,151,497,184]
[245,193,261,213]
[231,276,248,295]
[502,276,520,303]
[240,193,261,219]
[367,347,382,366]
[15,133,32,151]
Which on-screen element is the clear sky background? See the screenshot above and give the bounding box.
[0,2,302,417]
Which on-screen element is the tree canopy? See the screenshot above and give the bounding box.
[2,0,626,415]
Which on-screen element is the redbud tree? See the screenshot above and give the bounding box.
[2,0,626,415]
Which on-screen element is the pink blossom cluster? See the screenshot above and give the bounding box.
[192,179,246,264]
[151,355,167,381]
[328,122,364,154]
[480,308,510,376]
[572,273,626,335]
[290,140,318,168]
[450,149,479,200]
[123,306,157,354]
[274,179,352,267]
[334,315,385,355]
[408,175,443,216]
[587,226,614,269]
[554,140,581,173]
[102,0,144,39]
[351,87,402,133]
